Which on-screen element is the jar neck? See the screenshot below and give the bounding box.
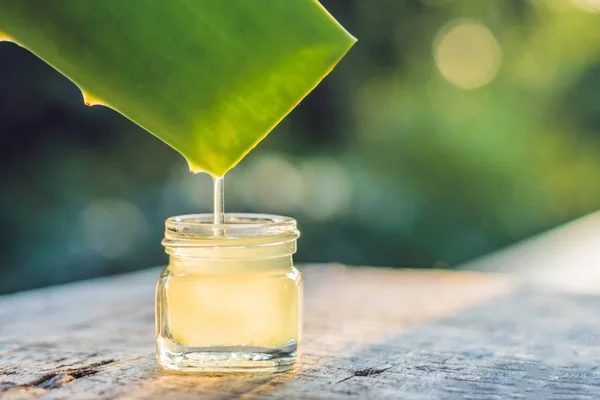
[165,238,296,258]
[161,213,300,272]
[165,239,297,273]
[167,254,294,273]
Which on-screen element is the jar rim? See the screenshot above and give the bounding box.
[163,213,299,247]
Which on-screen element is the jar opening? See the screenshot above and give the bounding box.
[162,213,299,249]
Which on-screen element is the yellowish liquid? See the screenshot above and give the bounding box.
[158,260,302,348]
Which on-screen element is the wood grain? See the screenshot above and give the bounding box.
[2,264,598,399]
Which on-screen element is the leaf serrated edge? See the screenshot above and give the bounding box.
[0,31,12,41]
[81,90,107,108]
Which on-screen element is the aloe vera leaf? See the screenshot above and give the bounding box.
[0,0,355,176]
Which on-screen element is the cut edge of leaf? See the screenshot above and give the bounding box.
[187,38,358,177]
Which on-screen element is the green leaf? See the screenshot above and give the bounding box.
[0,0,355,176]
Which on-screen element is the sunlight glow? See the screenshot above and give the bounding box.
[434,20,502,90]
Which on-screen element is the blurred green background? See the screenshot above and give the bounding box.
[2,0,600,294]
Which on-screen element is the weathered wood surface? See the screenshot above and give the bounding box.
[1,263,599,399]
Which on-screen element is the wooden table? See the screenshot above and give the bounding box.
[2,214,600,399]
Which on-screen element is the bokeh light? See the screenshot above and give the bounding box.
[299,157,352,221]
[433,19,502,90]
[240,153,305,213]
[172,166,213,211]
[571,0,600,12]
[5,1,600,293]
[82,199,148,259]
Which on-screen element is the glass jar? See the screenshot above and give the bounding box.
[155,213,302,372]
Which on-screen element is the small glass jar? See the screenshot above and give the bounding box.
[155,213,302,372]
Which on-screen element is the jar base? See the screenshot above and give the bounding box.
[156,338,298,373]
